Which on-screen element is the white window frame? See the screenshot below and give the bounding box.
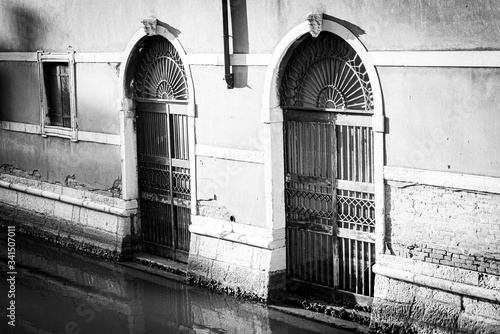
[37,50,78,141]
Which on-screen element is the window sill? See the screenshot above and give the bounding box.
[42,126,77,141]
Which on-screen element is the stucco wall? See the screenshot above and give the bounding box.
[382,66,500,178]
[0,62,39,124]
[4,0,500,54]
[76,63,120,134]
[196,157,265,227]
[3,1,500,186]
[0,131,121,190]
[191,65,266,151]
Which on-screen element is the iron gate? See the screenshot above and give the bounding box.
[134,36,191,262]
[281,32,375,301]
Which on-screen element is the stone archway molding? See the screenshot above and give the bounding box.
[118,19,197,216]
[261,15,386,260]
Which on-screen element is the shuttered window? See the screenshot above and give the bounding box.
[38,51,77,141]
[43,62,71,128]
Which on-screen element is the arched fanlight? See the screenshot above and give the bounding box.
[134,36,188,100]
[280,32,373,112]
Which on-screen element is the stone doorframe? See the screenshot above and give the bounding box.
[261,17,386,259]
[118,22,197,216]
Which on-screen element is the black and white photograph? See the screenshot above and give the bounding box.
[0,1,499,333]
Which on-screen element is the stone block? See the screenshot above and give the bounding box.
[435,265,479,285]
[420,261,438,277]
[370,298,412,324]
[53,201,74,222]
[463,297,500,319]
[250,271,268,293]
[115,217,131,237]
[416,286,434,299]
[189,233,200,256]
[422,300,460,330]
[250,247,263,270]
[268,246,285,271]
[0,188,18,205]
[385,278,416,303]
[457,312,500,334]
[210,261,230,281]
[18,192,55,215]
[188,257,211,278]
[71,205,82,223]
[40,182,63,194]
[197,235,219,259]
[373,275,390,299]
[478,273,500,290]
[86,208,119,234]
[410,298,426,320]
[61,187,84,199]
[215,240,252,267]
[433,290,462,306]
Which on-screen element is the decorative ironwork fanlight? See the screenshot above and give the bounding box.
[280,32,373,112]
[134,36,188,100]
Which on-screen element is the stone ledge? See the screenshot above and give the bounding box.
[0,202,132,259]
[384,165,500,194]
[190,215,285,250]
[0,176,136,217]
[373,262,500,303]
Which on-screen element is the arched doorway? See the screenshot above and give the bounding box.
[133,35,192,262]
[280,31,376,302]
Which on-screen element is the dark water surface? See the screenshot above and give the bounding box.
[0,231,348,334]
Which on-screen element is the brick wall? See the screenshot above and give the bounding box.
[385,182,500,274]
[371,181,500,333]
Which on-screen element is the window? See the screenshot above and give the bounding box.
[38,50,77,141]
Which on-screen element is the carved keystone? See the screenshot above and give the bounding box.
[306,12,323,37]
[141,16,158,36]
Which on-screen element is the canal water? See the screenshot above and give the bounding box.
[0,231,350,334]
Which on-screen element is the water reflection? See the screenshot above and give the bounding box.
[0,232,347,334]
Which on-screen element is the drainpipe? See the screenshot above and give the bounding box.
[222,0,234,89]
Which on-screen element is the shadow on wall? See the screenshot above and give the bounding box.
[157,19,181,38]
[1,3,44,51]
[323,14,366,39]
[230,0,249,89]
[384,189,395,256]
[0,4,44,122]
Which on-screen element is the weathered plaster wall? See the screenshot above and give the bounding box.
[382,67,500,178]
[0,131,121,190]
[4,0,500,55]
[196,157,265,228]
[191,65,266,151]
[0,61,121,188]
[0,0,223,53]
[76,63,120,134]
[0,62,39,124]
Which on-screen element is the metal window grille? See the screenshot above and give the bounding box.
[281,32,376,299]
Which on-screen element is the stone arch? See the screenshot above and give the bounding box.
[118,23,196,216]
[261,17,385,264]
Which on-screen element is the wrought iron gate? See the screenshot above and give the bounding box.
[134,36,191,262]
[281,32,375,301]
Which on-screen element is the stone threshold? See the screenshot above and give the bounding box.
[269,294,370,333]
[119,252,188,283]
